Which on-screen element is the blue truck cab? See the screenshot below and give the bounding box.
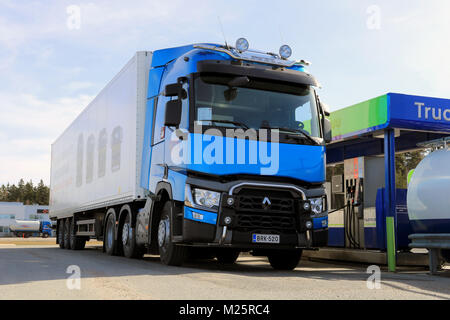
[41,221,53,237]
[134,41,332,269]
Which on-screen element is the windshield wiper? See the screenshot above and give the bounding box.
[201,119,249,130]
[261,126,319,145]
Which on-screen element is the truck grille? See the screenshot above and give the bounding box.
[234,189,297,232]
[236,214,295,231]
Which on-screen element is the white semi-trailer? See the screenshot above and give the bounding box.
[50,51,150,251]
[50,52,150,218]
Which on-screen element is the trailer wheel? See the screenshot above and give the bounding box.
[69,219,86,250]
[216,249,240,264]
[157,202,187,266]
[58,221,65,249]
[120,211,144,259]
[104,213,117,256]
[63,219,71,249]
[267,250,302,270]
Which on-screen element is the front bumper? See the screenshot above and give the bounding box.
[181,180,329,249]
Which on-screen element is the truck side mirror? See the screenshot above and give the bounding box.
[164,99,182,127]
[320,102,331,116]
[164,83,182,97]
[323,118,332,143]
[164,83,187,99]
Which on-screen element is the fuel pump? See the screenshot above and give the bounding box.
[328,156,385,249]
[344,177,364,248]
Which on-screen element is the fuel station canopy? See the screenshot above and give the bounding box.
[328,93,450,164]
[326,93,450,253]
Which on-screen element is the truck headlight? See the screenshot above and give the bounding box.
[310,197,325,215]
[185,185,221,210]
[194,188,221,209]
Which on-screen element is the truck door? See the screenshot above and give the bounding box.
[148,95,170,192]
[149,79,190,194]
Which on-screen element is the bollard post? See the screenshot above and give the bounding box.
[386,216,396,272]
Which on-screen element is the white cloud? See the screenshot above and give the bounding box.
[64,81,96,93]
[0,93,94,185]
[0,154,50,186]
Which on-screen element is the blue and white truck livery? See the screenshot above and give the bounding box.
[50,40,332,270]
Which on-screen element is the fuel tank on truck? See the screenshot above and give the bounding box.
[9,220,41,232]
[407,147,450,233]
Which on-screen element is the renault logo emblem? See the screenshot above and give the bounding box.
[262,197,271,209]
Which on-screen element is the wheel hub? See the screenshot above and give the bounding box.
[158,220,167,247]
[122,223,130,245]
[106,224,113,248]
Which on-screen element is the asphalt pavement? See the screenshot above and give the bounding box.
[1,240,449,300]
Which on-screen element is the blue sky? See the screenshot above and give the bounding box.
[0,0,449,184]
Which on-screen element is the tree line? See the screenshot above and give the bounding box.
[0,179,49,205]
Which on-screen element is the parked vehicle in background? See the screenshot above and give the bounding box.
[407,137,450,264]
[9,220,53,238]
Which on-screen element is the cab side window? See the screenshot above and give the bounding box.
[152,81,189,145]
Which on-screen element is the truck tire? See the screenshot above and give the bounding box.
[157,202,187,266]
[42,233,49,239]
[104,213,117,256]
[63,219,71,249]
[216,249,240,264]
[267,250,302,270]
[121,211,144,259]
[58,221,65,249]
[69,219,86,250]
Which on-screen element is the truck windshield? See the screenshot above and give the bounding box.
[194,74,322,141]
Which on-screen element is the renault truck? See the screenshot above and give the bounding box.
[50,40,332,270]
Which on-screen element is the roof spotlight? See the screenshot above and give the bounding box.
[279,44,292,59]
[235,38,249,53]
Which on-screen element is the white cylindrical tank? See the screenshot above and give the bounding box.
[407,147,450,233]
[9,220,41,232]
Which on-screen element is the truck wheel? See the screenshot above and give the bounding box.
[69,219,86,250]
[267,250,303,270]
[216,249,240,264]
[104,213,117,255]
[43,233,49,239]
[121,211,144,259]
[58,221,65,249]
[157,202,187,266]
[63,219,71,249]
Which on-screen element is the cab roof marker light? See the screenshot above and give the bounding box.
[279,44,292,60]
[235,38,249,53]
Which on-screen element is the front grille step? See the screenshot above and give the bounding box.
[236,214,295,232]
